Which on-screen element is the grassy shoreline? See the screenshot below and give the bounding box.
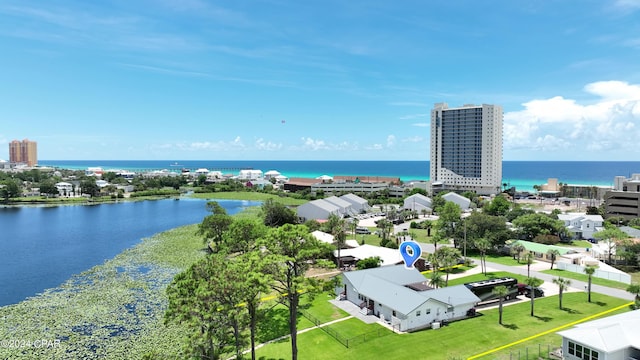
[0,224,206,359]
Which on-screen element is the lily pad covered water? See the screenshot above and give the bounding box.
[0,224,204,359]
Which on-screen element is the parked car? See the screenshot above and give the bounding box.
[517,283,545,298]
[355,227,371,234]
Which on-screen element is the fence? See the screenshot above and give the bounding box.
[557,262,631,284]
[299,309,396,348]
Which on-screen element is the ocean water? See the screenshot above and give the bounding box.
[39,160,640,193]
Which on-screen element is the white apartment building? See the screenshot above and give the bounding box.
[430,103,503,195]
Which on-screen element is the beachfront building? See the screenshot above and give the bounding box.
[337,265,480,332]
[9,139,37,167]
[430,103,503,196]
[557,309,640,360]
[311,179,389,197]
[604,174,640,220]
[557,213,604,240]
[238,169,263,181]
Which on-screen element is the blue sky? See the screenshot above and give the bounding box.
[1,0,640,161]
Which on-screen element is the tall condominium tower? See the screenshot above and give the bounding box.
[430,103,503,195]
[9,139,38,166]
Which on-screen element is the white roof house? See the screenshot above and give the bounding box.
[442,192,471,210]
[338,265,480,332]
[557,213,604,240]
[324,196,354,216]
[557,309,640,360]
[339,193,369,213]
[195,168,209,175]
[403,193,432,212]
[334,244,403,266]
[238,169,263,180]
[296,199,342,221]
[311,230,334,244]
[264,170,281,179]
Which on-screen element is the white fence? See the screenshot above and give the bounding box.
[557,262,631,284]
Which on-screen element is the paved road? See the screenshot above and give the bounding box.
[479,259,634,301]
[411,239,634,301]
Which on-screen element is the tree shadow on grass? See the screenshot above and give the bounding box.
[256,307,290,343]
[561,307,581,314]
[534,315,553,322]
[594,301,607,307]
[502,323,519,330]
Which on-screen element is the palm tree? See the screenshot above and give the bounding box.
[429,270,445,289]
[474,238,491,275]
[626,283,640,309]
[584,265,596,303]
[547,249,560,270]
[524,252,534,278]
[327,214,347,269]
[525,277,544,316]
[492,285,509,325]
[511,243,525,263]
[553,277,571,310]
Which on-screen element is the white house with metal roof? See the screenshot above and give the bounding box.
[557,213,604,239]
[557,309,640,360]
[338,265,480,332]
[296,199,343,221]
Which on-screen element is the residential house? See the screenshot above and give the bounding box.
[557,213,604,240]
[55,182,74,197]
[334,244,404,267]
[238,169,263,180]
[557,309,640,360]
[511,240,579,264]
[338,265,480,332]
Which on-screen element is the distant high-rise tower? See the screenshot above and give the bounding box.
[430,103,502,195]
[9,139,38,166]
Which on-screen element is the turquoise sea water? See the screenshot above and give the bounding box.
[40,160,640,193]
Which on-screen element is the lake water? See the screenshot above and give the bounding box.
[0,198,260,307]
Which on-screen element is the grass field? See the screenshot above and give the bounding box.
[255,292,632,360]
[189,191,308,206]
[541,268,630,290]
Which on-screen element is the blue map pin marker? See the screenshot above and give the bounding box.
[399,240,422,269]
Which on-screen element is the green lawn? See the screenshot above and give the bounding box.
[541,269,630,290]
[255,293,632,360]
[301,292,349,323]
[189,191,308,206]
[555,240,592,249]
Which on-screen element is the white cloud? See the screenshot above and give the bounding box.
[402,136,425,143]
[255,138,282,151]
[412,123,428,127]
[386,135,396,148]
[399,113,428,120]
[504,80,640,158]
[299,137,329,151]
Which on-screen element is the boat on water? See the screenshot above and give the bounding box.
[170,162,183,167]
